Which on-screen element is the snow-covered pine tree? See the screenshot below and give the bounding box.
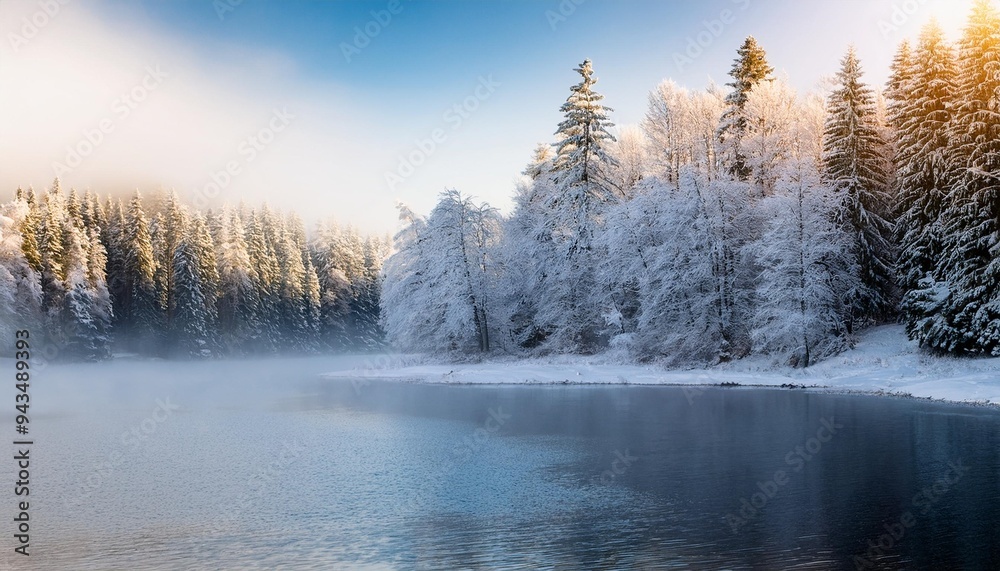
[152,192,190,335]
[65,188,82,228]
[16,188,42,274]
[718,36,774,181]
[60,223,111,360]
[533,58,619,353]
[103,198,126,331]
[245,209,280,351]
[85,226,113,358]
[553,59,619,189]
[216,207,258,353]
[310,220,373,349]
[309,221,351,349]
[0,197,43,341]
[120,191,161,353]
[283,212,322,351]
[77,190,104,236]
[171,237,211,357]
[893,22,959,347]
[150,213,168,317]
[885,40,914,136]
[301,252,323,350]
[353,235,389,350]
[822,47,897,328]
[339,227,372,349]
[935,0,1000,354]
[191,213,219,327]
[38,181,67,322]
[522,142,556,181]
[276,217,309,351]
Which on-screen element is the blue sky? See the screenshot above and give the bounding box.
[0,0,976,232]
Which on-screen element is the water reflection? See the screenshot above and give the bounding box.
[6,364,1000,569]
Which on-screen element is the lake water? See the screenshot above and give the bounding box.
[4,357,1000,570]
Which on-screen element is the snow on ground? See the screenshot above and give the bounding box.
[323,325,1000,406]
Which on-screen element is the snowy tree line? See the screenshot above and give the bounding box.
[383,1,1000,364]
[0,183,388,360]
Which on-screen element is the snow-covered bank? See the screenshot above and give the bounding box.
[323,325,1000,406]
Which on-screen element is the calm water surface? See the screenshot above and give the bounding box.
[3,357,999,570]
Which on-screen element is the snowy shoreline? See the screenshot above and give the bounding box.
[323,325,1000,408]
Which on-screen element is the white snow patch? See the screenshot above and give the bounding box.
[323,325,1000,406]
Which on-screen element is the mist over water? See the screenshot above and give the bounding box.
[2,358,999,569]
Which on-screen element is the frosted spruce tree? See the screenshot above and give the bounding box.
[302,251,323,348]
[38,182,66,322]
[152,192,189,331]
[165,212,219,357]
[215,207,259,353]
[309,220,382,349]
[936,0,1000,354]
[119,192,161,352]
[823,47,896,328]
[885,39,913,220]
[718,36,774,183]
[535,58,619,353]
[16,188,42,274]
[60,222,112,360]
[352,236,390,350]
[245,209,280,351]
[893,22,959,347]
[276,216,309,351]
[171,237,211,357]
[0,197,43,341]
[310,221,352,349]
